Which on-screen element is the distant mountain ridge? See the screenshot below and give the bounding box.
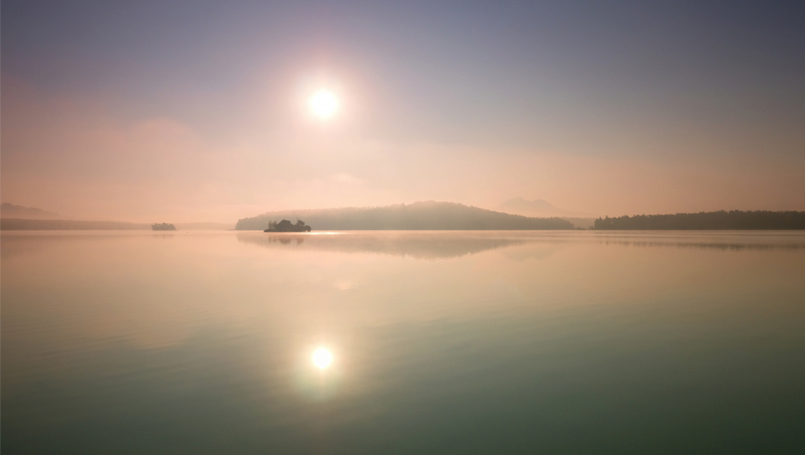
[1,203,61,220]
[497,197,596,218]
[236,201,574,230]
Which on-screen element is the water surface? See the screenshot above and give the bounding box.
[3,231,804,454]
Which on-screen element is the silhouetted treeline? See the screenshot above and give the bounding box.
[237,201,574,230]
[594,211,805,230]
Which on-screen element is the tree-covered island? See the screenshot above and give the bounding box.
[265,219,312,232]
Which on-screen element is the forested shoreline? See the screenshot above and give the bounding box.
[594,211,805,230]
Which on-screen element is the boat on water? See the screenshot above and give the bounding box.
[264,219,311,232]
[152,223,176,231]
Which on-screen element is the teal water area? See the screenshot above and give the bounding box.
[2,231,804,454]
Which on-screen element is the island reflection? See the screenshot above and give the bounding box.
[236,231,529,259]
[235,231,805,259]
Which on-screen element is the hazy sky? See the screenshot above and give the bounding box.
[3,0,804,222]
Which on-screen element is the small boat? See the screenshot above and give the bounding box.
[152,223,176,231]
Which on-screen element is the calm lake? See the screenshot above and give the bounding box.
[2,231,804,454]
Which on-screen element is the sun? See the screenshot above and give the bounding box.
[312,347,333,369]
[309,90,339,119]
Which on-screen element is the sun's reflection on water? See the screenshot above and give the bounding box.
[293,344,343,401]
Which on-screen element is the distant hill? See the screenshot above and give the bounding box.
[1,203,61,220]
[1,219,234,230]
[236,201,574,231]
[0,219,150,230]
[594,211,805,230]
[497,197,596,219]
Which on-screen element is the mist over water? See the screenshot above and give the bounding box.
[2,231,805,454]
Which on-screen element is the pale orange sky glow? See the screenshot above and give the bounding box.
[3,1,804,223]
[3,77,803,223]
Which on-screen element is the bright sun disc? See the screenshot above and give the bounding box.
[312,348,333,369]
[309,90,339,119]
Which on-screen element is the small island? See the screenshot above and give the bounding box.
[265,219,311,232]
[152,223,177,231]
